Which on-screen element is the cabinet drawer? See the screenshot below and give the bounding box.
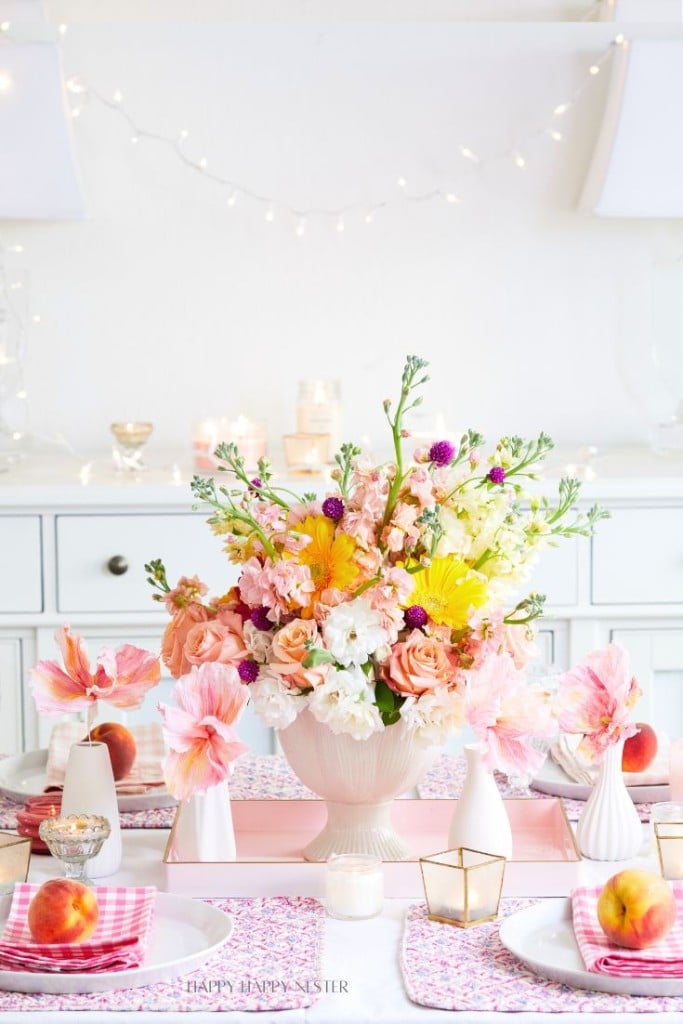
[0,515,42,612]
[56,514,237,613]
[524,538,579,607]
[592,508,683,604]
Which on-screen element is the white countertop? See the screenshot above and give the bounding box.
[0,445,682,508]
[1,828,679,1024]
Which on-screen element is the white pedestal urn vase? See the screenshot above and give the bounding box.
[169,780,236,862]
[278,709,440,862]
[61,740,123,878]
[447,743,513,859]
[575,739,642,861]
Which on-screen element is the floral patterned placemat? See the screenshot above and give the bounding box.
[0,896,325,1012]
[417,753,653,823]
[401,899,683,1012]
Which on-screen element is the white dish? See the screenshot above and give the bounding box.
[500,898,683,997]
[0,750,177,813]
[530,757,670,804]
[0,891,232,994]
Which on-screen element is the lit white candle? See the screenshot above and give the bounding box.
[325,854,383,920]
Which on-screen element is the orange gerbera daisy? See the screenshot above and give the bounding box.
[295,515,359,612]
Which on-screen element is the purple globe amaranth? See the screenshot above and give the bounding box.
[249,477,263,491]
[250,606,272,631]
[238,659,260,683]
[404,604,429,630]
[322,496,345,521]
[428,440,455,467]
[487,466,506,485]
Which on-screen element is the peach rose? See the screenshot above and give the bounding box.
[184,610,246,668]
[270,618,326,690]
[384,629,458,696]
[161,603,211,678]
[503,623,539,670]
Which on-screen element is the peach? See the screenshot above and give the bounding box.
[28,878,99,944]
[86,722,137,781]
[597,869,676,950]
[622,723,658,773]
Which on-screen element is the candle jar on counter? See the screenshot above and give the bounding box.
[110,421,154,472]
[296,380,341,456]
[283,432,330,475]
[0,833,31,894]
[652,803,683,878]
[325,853,384,920]
[192,416,267,471]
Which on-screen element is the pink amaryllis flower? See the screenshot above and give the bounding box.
[464,651,556,778]
[29,626,161,723]
[555,643,641,760]
[158,662,249,800]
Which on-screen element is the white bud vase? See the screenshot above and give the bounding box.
[576,739,643,861]
[61,741,122,878]
[169,780,236,862]
[448,744,513,859]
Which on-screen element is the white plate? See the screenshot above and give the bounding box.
[530,757,670,804]
[0,891,232,994]
[500,898,683,997]
[0,750,177,813]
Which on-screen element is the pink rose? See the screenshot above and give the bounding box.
[503,623,539,670]
[270,618,326,690]
[385,629,458,696]
[161,603,211,678]
[184,611,246,667]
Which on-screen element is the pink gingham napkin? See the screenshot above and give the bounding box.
[572,882,683,977]
[0,884,156,973]
[45,722,166,793]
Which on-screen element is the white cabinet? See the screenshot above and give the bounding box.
[592,508,683,605]
[611,626,683,735]
[0,631,34,754]
[0,516,42,612]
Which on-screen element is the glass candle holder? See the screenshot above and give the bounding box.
[670,739,683,801]
[0,832,31,894]
[653,803,683,879]
[283,432,330,475]
[325,853,383,920]
[110,421,154,472]
[420,848,506,927]
[39,814,111,884]
[296,380,341,453]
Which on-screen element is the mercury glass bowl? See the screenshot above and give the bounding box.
[39,814,111,883]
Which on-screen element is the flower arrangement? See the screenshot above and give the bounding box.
[147,356,606,777]
[30,625,161,731]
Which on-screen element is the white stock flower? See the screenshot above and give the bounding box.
[249,670,302,729]
[243,620,274,662]
[322,597,388,667]
[400,686,464,746]
[309,666,384,740]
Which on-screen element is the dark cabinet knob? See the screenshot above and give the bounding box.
[107,555,129,576]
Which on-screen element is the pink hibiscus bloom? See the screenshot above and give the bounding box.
[30,625,161,717]
[555,643,641,760]
[158,662,249,800]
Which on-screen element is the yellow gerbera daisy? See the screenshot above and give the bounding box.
[405,556,487,630]
[295,515,359,611]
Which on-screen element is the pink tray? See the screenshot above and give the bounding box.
[163,798,580,899]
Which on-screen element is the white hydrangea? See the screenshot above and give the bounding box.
[249,670,302,730]
[322,597,389,668]
[400,686,464,746]
[309,666,384,741]
[242,620,274,662]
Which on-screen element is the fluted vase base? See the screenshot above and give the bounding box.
[303,801,412,862]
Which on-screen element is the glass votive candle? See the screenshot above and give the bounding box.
[652,803,683,879]
[39,814,111,883]
[0,833,31,894]
[110,421,154,471]
[420,848,506,928]
[283,432,330,475]
[325,853,384,920]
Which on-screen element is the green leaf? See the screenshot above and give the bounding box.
[302,648,337,669]
[374,678,405,726]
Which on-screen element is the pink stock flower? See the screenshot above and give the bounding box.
[407,467,434,509]
[158,662,249,800]
[163,575,209,614]
[464,651,556,777]
[30,625,161,715]
[555,643,641,760]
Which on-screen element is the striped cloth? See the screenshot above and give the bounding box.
[0,884,156,972]
[45,722,165,793]
[572,882,683,977]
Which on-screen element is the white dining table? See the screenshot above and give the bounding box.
[0,828,681,1024]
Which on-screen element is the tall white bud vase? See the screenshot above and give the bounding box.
[448,744,513,859]
[61,741,122,878]
[169,780,236,862]
[576,739,643,861]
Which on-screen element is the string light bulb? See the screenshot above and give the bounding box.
[112,89,123,104]
[66,76,86,94]
[0,71,13,94]
[16,389,27,400]
[295,219,306,237]
[265,207,275,222]
[397,176,407,189]
[364,212,374,224]
[553,102,570,116]
[226,191,237,207]
[548,129,563,142]
[589,65,600,75]
[460,146,479,163]
[513,151,526,169]
[71,106,82,118]
[445,193,460,204]
[31,315,41,324]
[0,21,10,32]
[57,23,68,36]
[336,217,345,233]
[179,129,189,141]
[130,134,139,144]
[198,156,207,170]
